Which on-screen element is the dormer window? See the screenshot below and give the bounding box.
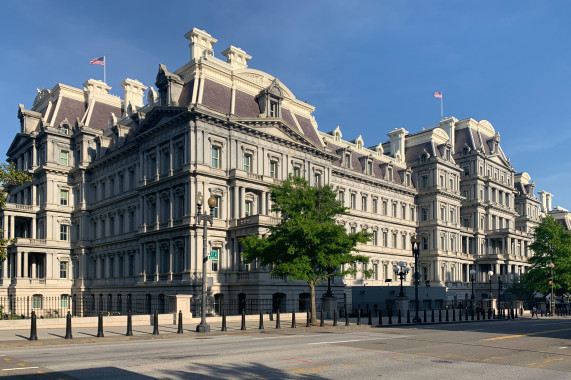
[344,153,351,168]
[61,124,69,135]
[367,161,373,175]
[257,79,283,118]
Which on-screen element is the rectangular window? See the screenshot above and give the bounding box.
[60,151,69,166]
[60,190,69,205]
[270,161,278,178]
[60,225,68,241]
[212,197,220,218]
[392,234,398,248]
[293,166,301,177]
[60,294,69,308]
[373,230,378,245]
[350,194,356,209]
[383,201,388,215]
[211,147,220,168]
[270,101,278,117]
[361,196,367,211]
[313,173,321,186]
[243,155,251,172]
[392,203,397,217]
[32,295,42,308]
[401,205,406,220]
[422,208,428,221]
[402,235,407,250]
[373,199,378,213]
[345,153,351,168]
[339,191,345,205]
[211,248,220,272]
[383,232,388,247]
[245,201,252,217]
[421,175,428,188]
[60,262,68,279]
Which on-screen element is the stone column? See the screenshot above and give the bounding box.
[233,186,239,219]
[23,252,29,278]
[260,191,266,215]
[240,187,246,218]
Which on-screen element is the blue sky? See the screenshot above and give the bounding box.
[1,0,570,209]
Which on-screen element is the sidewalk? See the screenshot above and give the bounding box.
[0,309,545,348]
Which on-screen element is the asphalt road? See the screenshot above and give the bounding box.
[1,318,570,379]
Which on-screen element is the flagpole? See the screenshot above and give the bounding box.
[104,54,106,84]
[440,90,443,120]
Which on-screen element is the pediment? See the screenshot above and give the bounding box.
[7,133,33,156]
[237,119,321,149]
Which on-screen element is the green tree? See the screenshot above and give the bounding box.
[240,176,372,324]
[0,163,31,263]
[526,216,571,297]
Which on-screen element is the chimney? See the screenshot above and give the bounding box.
[387,128,408,163]
[538,190,553,212]
[438,118,456,153]
[221,46,251,68]
[120,78,148,115]
[184,28,217,61]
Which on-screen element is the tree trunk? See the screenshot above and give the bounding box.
[309,282,317,325]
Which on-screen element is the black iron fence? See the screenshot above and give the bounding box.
[192,298,335,317]
[0,295,172,319]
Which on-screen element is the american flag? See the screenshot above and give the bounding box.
[433,91,442,98]
[90,57,105,66]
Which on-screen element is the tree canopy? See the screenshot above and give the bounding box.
[522,216,571,298]
[0,163,31,263]
[240,176,372,323]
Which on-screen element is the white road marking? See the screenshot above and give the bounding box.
[559,347,568,349]
[2,367,39,371]
[308,337,394,345]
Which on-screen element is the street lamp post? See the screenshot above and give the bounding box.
[498,275,502,317]
[548,262,555,317]
[196,192,216,333]
[393,261,410,298]
[470,269,476,300]
[410,236,422,323]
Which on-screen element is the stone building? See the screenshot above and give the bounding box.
[0,28,543,311]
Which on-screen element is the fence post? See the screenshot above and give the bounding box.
[453,309,456,322]
[27,296,30,319]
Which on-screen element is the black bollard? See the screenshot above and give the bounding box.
[276,308,281,329]
[291,310,296,328]
[269,310,273,322]
[407,309,411,324]
[241,309,246,330]
[471,308,474,321]
[65,311,73,339]
[368,309,372,325]
[459,308,463,321]
[152,311,159,335]
[515,308,518,318]
[306,309,311,327]
[493,308,496,319]
[177,310,183,334]
[446,309,449,322]
[398,309,402,324]
[378,309,383,325]
[320,308,324,327]
[126,311,133,336]
[388,309,393,325]
[29,310,38,341]
[97,311,104,337]
[423,309,427,323]
[333,308,338,326]
[259,309,264,330]
[489,308,492,320]
[431,309,435,323]
[465,307,468,321]
[221,311,227,331]
[357,308,361,325]
[453,309,456,322]
[345,306,350,326]
[439,309,442,323]
[477,309,480,320]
